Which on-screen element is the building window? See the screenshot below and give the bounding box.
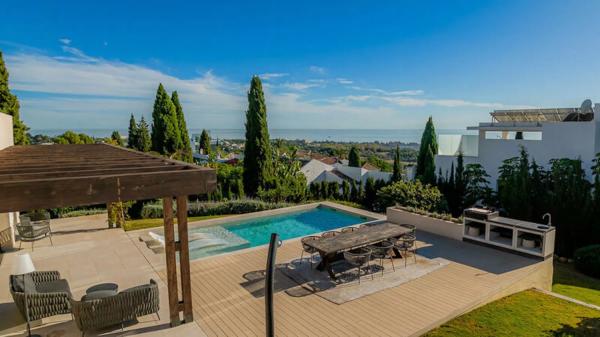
[485,131,542,140]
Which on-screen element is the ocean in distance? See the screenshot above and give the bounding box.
[30,128,472,143]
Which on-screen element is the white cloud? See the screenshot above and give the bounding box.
[4,44,533,130]
[282,81,324,91]
[336,78,353,85]
[59,38,71,45]
[309,65,326,75]
[351,86,424,96]
[259,73,288,80]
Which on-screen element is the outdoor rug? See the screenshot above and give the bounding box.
[280,256,450,304]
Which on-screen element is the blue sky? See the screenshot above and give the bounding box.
[1,0,599,130]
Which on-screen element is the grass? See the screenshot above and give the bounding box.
[424,290,600,337]
[553,261,600,307]
[123,215,229,231]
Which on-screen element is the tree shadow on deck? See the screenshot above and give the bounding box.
[415,230,539,275]
[547,317,600,337]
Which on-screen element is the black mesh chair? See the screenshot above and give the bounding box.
[368,240,395,276]
[321,231,340,239]
[395,234,417,267]
[399,223,416,235]
[300,236,320,268]
[343,247,372,284]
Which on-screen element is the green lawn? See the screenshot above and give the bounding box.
[424,290,600,337]
[553,261,600,307]
[123,215,228,231]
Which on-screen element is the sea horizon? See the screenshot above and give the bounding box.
[30,128,473,143]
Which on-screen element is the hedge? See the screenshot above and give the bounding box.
[140,199,293,219]
[573,244,600,278]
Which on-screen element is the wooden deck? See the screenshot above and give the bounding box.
[0,212,552,337]
[155,230,552,337]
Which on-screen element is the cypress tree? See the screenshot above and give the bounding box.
[342,180,350,201]
[243,76,272,196]
[416,116,438,184]
[392,145,404,182]
[151,83,168,153]
[151,83,181,157]
[200,129,211,155]
[348,146,361,167]
[422,147,436,185]
[364,177,377,210]
[137,116,151,152]
[127,114,138,149]
[0,51,28,144]
[350,180,358,201]
[171,91,192,162]
[320,181,329,199]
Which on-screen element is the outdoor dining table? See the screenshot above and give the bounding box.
[304,222,412,280]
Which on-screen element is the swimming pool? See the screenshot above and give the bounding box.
[185,206,370,260]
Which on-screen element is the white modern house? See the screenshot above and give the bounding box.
[0,113,17,250]
[435,102,600,187]
[300,158,393,186]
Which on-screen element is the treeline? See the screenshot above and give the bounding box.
[308,178,388,208]
[432,146,600,257]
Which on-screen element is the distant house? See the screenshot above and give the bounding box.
[300,159,392,186]
[435,103,600,187]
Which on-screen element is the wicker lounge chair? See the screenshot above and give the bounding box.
[9,271,72,322]
[340,227,358,233]
[70,279,160,336]
[16,215,53,251]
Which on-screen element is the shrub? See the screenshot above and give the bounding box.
[60,209,106,218]
[27,209,51,221]
[140,203,174,219]
[573,244,600,278]
[188,199,293,216]
[376,180,443,212]
[397,206,462,224]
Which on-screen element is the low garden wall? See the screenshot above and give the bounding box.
[386,207,464,241]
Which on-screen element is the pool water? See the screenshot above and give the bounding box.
[187,206,369,260]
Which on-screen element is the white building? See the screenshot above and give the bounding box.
[0,113,17,249]
[300,159,393,186]
[435,103,600,188]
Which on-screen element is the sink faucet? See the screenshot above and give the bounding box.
[543,213,552,226]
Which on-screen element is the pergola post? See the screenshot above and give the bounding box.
[162,197,180,327]
[176,195,193,323]
[163,196,194,327]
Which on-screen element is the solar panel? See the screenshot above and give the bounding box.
[491,108,580,122]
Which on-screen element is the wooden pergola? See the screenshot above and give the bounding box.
[0,143,216,326]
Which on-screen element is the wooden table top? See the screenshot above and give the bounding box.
[305,223,411,255]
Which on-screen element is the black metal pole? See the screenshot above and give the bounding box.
[265,233,280,337]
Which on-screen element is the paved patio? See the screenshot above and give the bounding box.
[0,212,552,337]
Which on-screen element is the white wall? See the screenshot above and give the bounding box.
[387,207,464,240]
[0,113,16,248]
[436,118,599,188]
[0,113,14,149]
[478,122,597,185]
